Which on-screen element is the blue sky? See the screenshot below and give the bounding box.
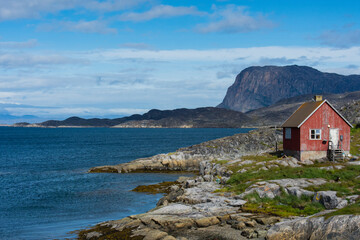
[1,0,360,122]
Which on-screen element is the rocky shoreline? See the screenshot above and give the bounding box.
[79,128,360,240]
[88,128,276,173]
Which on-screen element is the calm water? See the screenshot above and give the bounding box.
[0,127,251,239]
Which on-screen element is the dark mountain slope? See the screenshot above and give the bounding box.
[246,91,360,126]
[38,107,251,128]
[218,65,360,112]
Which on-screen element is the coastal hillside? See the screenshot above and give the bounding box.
[34,107,251,128]
[218,65,360,112]
[246,91,360,126]
[112,107,251,128]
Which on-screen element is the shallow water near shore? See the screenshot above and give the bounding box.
[0,127,251,239]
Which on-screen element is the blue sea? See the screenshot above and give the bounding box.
[0,127,251,239]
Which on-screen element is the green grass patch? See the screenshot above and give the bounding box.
[323,200,360,219]
[212,160,229,165]
[131,181,177,194]
[242,192,325,217]
[350,125,360,156]
[227,164,360,194]
[241,154,280,162]
[227,153,281,173]
[305,182,353,197]
[304,165,360,196]
[78,226,143,240]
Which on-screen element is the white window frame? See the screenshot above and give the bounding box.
[309,129,321,140]
[285,128,291,139]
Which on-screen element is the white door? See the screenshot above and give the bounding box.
[329,128,339,149]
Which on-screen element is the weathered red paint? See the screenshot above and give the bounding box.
[283,102,351,159]
[283,127,300,151]
[300,103,350,152]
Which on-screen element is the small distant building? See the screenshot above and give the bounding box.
[281,95,353,161]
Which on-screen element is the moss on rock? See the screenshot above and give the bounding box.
[132,181,178,194]
[77,225,144,240]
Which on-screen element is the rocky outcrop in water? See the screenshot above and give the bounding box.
[89,128,281,173]
[78,177,280,240]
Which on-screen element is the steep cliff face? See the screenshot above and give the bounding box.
[246,91,360,126]
[218,65,360,112]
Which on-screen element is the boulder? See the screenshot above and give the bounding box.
[240,182,282,199]
[195,216,220,227]
[227,199,247,207]
[255,217,281,225]
[313,191,341,209]
[286,187,314,198]
[267,215,360,240]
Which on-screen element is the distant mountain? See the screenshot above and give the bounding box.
[16,92,360,128]
[218,65,360,112]
[245,91,360,126]
[37,107,251,128]
[0,103,45,124]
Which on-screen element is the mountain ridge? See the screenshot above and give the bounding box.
[33,107,251,128]
[218,65,360,112]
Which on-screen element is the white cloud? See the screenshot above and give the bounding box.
[119,4,204,22]
[2,45,360,120]
[0,39,37,48]
[86,46,360,66]
[0,52,86,68]
[119,42,153,50]
[318,29,360,48]
[197,5,274,33]
[0,0,146,21]
[80,0,147,12]
[5,107,148,118]
[37,20,117,34]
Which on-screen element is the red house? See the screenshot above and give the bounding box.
[281,96,353,161]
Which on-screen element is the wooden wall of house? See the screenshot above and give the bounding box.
[283,127,301,151]
[300,103,351,151]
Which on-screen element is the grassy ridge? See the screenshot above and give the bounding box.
[242,192,325,217]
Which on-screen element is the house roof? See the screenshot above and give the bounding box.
[281,100,353,128]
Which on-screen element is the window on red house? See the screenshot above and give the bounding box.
[285,128,291,139]
[310,129,321,140]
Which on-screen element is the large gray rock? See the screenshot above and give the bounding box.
[267,215,360,240]
[313,191,341,209]
[269,178,327,188]
[286,187,314,198]
[240,181,282,199]
[239,178,327,199]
